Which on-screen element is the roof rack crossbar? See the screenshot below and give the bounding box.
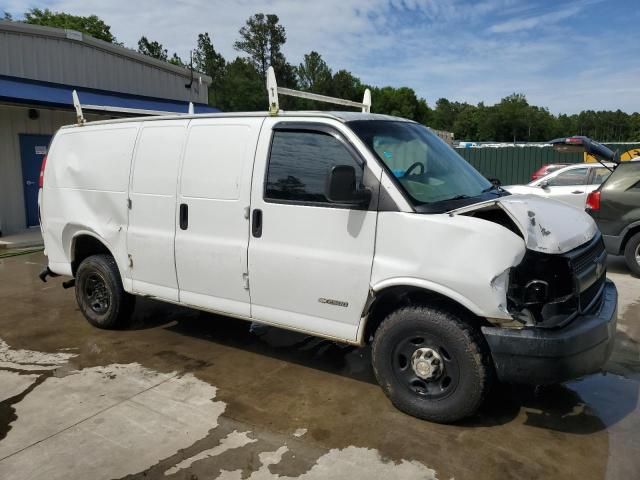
[71,90,195,125]
[267,66,371,115]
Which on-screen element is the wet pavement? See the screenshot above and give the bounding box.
[0,251,638,479]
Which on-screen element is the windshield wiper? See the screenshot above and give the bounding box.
[446,194,471,201]
[481,184,504,194]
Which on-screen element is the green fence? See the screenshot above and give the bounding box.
[456,143,640,185]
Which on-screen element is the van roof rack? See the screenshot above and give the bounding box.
[266,66,371,116]
[71,90,195,125]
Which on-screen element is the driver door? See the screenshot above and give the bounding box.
[247,120,379,341]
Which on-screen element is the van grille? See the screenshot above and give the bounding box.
[580,274,606,312]
[572,236,606,274]
[567,234,607,313]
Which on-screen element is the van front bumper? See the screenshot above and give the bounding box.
[481,280,617,385]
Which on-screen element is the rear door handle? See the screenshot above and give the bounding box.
[252,209,262,238]
[571,190,584,194]
[179,203,188,230]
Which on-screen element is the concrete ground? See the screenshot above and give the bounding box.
[0,229,43,249]
[0,252,639,480]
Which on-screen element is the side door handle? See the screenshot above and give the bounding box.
[252,209,262,238]
[571,190,584,194]
[179,203,188,230]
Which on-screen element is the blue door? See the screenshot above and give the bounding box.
[19,134,52,227]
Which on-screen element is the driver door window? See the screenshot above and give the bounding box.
[265,130,362,205]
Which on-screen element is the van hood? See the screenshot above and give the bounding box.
[450,194,597,254]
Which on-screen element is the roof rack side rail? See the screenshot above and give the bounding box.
[267,66,371,115]
[71,90,194,125]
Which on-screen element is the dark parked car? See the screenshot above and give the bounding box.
[586,161,640,276]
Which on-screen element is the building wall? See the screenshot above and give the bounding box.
[0,21,210,104]
[0,104,106,235]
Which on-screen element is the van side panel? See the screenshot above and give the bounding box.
[41,124,139,279]
[174,118,263,317]
[127,121,188,301]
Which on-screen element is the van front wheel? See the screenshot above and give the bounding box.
[75,254,135,329]
[371,306,492,423]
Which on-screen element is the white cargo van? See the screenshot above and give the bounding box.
[38,70,617,423]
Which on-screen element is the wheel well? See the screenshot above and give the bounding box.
[362,286,488,344]
[621,225,640,253]
[71,235,111,276]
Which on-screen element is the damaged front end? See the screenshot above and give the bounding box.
[453,194,616,385]
[453,194,606,328]
[506,233,607,327]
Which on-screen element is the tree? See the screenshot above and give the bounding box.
[23,8,116,43]
[432,98,462,131]
[218,57,266,112]
[452,104,480,140]
[371,86,424,120]
[330,70,365,102]
[297,51,332,93]
[137,36,168,61]
[493,93,529,142]
[168,53,185,67]
[194,33,226,106]
[629,113,640,141]
[234,13,286,80]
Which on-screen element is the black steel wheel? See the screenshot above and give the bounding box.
[372,305,493,423]
[392,334,460,400]
[75,254,135,329]
[83,272,111,314]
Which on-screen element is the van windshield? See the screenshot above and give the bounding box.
[348,120,496,212]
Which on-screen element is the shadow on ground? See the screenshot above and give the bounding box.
[125,300,638,436]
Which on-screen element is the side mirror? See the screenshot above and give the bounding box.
[539,180,549,189]
[325,165,371,206]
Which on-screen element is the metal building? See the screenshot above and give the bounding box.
[0,20,216,236]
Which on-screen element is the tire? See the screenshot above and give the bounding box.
[75,254,135,329]
[623,232,640,277]
[371,305,492,423]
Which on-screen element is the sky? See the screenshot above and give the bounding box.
[2,0,639,114]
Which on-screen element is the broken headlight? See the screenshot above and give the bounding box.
[507,250,577,327]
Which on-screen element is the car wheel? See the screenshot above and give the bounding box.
[371,305,493,423]
[75,254,135,329]
[623,232,640,277]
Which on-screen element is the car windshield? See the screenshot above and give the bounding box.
[348,120,492,208]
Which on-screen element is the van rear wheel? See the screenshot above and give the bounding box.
[371,305,492,423]
[75,254,135,329]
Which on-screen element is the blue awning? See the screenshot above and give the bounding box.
[0,75,219,114]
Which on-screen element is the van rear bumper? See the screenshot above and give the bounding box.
[481,280,617,385]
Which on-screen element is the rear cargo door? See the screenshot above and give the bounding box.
[174,118,263,317]
[127,120,188,301]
